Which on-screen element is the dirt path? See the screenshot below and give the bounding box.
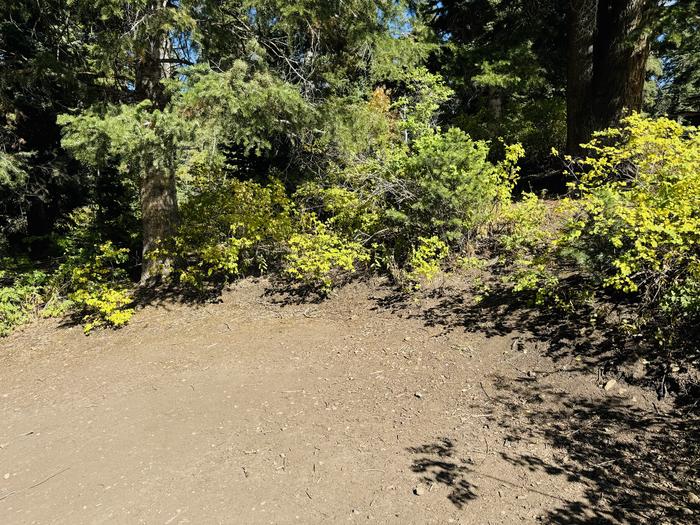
[0,279,696,524]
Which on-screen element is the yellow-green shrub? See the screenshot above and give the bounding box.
[169,178,294,287]
[284,216,370,293]
[496,192,551,256]
[1,208,136,337]
[294,183,381,239]
[562,114,700,325]
[62,242,134,333]
[0,265,47,336]
[404,236,449,289]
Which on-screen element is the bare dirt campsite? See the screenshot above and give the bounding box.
[3,1,699,523]
[1,278,696,524]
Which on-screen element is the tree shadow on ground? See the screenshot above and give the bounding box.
[408,438,478,508]
[408,377,700,523]
[493,376,699,523]
[132,280,227,307]
[55,280,229,330]
[371,277,699,402]
[261,276,326,305]
[261,274,378,306]
[393,276,700,522]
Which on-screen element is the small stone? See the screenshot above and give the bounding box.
[625,359,647,380]
[3,473,9,480]
[351,508,360,515]
[527,371,536,378]
[688,491,700,505]
[414,392,423,399]
[604,379,618,391]
[413,486,426,496]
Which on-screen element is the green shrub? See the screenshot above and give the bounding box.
[404,236,449,289]
[302,73,523,267]
[385,129,523,248]
[60,242,134,334]
[1,205,136,336]
[294,183,381,240]
[562,115,700,324]
[168,178,294,288]
[0,265,47,336]
[496,192,551,257]
[284,216,370,294]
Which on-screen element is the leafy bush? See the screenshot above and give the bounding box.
[168,178,294,288]
[294,184,381,240]
[0,205,136,336]
[501,116,700,334]
[563,114,700,324]
[0,265,47,336]
[284,216,370,294]
[60,242,134,334]
[496,192,551,257]
[385,129,523,248]
[404,236,449,289]
[486,191,568,307]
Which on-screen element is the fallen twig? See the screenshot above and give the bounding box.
[28,466,71,490]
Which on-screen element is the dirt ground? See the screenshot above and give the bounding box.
[1,277,697,524]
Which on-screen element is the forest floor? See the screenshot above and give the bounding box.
[0,276,698,524]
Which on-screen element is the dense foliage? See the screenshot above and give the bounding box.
[0,0,698,361]
[504,116,700,343]
[567,116,700,334]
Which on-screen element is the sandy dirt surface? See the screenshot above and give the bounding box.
[0,278,697,524]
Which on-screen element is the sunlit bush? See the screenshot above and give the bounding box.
[284,215,370,294]
[564,115,700,322]
[168,178,294,288]
[404,236,449,290]
[386,128,523,247]
[60,242,134,334]
[0,264,47,336]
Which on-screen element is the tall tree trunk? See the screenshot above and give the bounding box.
[140,158,178,281]
[135,31,179,283]
[566,0,597,154]
[591,0,652,131]
[566,0,653,154]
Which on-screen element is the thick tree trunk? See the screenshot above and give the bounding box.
[566,0,653,154]
[566,0,597,154]
[135,32,179,283]
[591,0,652,131]
[140,160,178,281]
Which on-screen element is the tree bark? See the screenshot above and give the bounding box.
[566,0,653,154]
[140,158,178,281]
[566,0,597,154]
[134,26,179,283]
[591,0,652,131]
